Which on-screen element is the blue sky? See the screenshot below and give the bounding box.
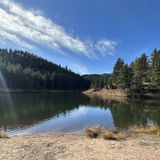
[0,0,160,74]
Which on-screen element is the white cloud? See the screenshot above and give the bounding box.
[96,39,117,56]
[0,29,33,49]
[0,0,117,58]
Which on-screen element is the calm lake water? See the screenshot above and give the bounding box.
[0,92,160,135]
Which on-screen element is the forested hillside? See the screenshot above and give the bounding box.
[0,49,90,90]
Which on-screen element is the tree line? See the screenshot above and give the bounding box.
[87,74,111,89]
[90,49,160,96]
[0,49,90,90]
[1,48,160,94]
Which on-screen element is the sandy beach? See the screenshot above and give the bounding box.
[0,134,160,160]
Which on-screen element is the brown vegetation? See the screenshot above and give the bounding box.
[129,125,160,136]
[85,126,126,141]
[85,126,102,138]
[83,89,127,97]
[0,132,9,138]
[85,125,160,140]
[103,131,126,140]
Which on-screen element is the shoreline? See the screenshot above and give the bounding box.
[83,88,160,99]
[0,133,160,160]
[83,89,128,101]
[83,88,127,96]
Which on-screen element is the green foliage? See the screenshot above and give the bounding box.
[129,53,149,95]
[1,48,160,94]
[112,59,131,89]
[112,58,124,87]
[83,74,111,90]
[0,49,90,90]
[151,49,160,87]
[111,50,160,95]
[90,76,111,89]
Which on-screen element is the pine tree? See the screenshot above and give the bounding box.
[131,53,149,90]
[151,49,160,87]
[118,64,131,89]
[112,58,124,88]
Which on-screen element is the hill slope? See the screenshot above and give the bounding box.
[0,49,90,91]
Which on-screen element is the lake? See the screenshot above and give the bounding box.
[0,92,160,135]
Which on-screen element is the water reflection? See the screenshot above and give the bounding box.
[0,72,16,130]
[0,92,89,130]
[90,97,160,129]
[0,92,160,135]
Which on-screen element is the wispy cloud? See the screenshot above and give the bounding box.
[0,30,33,49]
[0,0,117,58]
[95,39,117,56]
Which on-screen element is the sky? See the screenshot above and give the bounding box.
[0,0,160,74]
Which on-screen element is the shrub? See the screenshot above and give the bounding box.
[103,131,125,141]
[85,125,160,141]
[0,132,9,138]
[85,126,102,138]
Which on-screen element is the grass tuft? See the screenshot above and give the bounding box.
[85,126,102,138]
[0,132,9,138]
[85,125,160,140]
[103,131,125,141]
[130,125,160,136]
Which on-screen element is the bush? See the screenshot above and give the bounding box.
[85,125,160,141]
[103,131,125,141]
[0,132,9,138]
[85,126,102,138]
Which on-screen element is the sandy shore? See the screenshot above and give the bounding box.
[83,88,127,96]
[83,89,128,101]
[0,134,160,160]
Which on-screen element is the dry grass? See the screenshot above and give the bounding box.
[130,125,160,136]
[85,125,160,140]
[103,131,126,141]
[85,126,125,140]
[0,132,9,138]
[85,126,102,138]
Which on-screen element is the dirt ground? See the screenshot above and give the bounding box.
[0,134,160,160]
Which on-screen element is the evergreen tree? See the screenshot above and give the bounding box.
[118,64,131,89]
[112,58,124,88]
[151,49,160,87]
[131,53,149,91]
